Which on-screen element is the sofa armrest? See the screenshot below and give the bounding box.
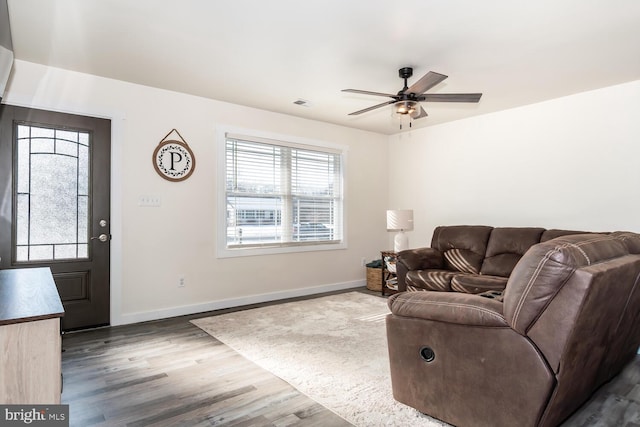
[388,291,508,327]
[395,248,445,292]
[397,247,444,271]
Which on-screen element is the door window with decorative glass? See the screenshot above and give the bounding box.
[15,124,91,261]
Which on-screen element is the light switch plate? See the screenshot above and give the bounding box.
[138,195,162,207]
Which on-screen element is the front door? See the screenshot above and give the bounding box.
[0,105,111,330]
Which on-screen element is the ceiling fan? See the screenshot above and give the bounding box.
[342,67,482,128]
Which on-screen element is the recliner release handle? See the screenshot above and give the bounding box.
[420,346,435,362]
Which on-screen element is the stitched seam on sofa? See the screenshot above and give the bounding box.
[444,249,478,274]
[558,236,610,264]
[512,237,614,327]
[512,240,589,326]
[614,233,639,247]
[525,272,578,336]
[520,238,608,333]
[571,243,591,264]
[614,233,639,253]
[395,296,507,323]
[513,242,589,333]
[554,235,621,265]
[513,242,573,329]
[512,245,568,327]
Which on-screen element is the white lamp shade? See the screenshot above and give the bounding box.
[387,209,414,252]
[386,210,414,231]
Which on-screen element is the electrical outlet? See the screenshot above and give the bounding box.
[178,276,185,288]
[361,257,367,267]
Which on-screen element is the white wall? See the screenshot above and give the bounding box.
[4,60,389,325]
[7,59,638,325]
[388,80,640,249]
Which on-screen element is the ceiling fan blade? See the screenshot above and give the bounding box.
[411,106,428,119]
[420,93,483,103]
[406,71,448,95]
[342,88,397,98]
[348,100,396,116]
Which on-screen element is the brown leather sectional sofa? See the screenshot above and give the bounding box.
[396,225,587,294]
[386,230,640,427]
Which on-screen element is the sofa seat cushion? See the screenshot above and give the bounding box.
[406,270,457,292]
[388,291,508,327]
[451,274,509,294]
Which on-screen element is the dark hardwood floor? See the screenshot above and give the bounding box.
[61,314,351,426]
[61,290,640,426]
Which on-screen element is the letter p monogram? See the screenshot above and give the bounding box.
[169,151,183,171]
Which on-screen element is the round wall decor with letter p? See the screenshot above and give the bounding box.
[153,140,196,182]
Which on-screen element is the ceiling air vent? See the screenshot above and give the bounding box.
[293,99,311,107]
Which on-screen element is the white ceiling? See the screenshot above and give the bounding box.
[6,0,640,135]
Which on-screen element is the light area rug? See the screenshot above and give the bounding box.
[191,291,448,427]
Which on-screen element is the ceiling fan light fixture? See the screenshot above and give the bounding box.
[394,100,418,115]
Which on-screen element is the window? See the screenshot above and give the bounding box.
[217,128,345,257]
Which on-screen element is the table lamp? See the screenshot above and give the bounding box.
[387,209,414,252]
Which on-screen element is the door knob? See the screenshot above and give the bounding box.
[91,234,110,242]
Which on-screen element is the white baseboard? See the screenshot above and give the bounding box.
[114,279,365,326]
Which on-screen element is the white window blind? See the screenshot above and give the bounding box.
[224,134,343,249]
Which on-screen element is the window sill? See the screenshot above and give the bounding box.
[216,240,347,258]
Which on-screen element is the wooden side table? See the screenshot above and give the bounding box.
[0,267,65,404]
[381,250,398,296]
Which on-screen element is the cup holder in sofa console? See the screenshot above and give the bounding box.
[479,290,504,300]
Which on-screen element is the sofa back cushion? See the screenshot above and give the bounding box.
[480,227,545,277]
[431,225,493,274]
[540,229,588,242]
[612,231,640,254]
[503,232,640,427]
[504,233,631,335]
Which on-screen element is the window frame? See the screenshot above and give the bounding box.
[216,126,347,258]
